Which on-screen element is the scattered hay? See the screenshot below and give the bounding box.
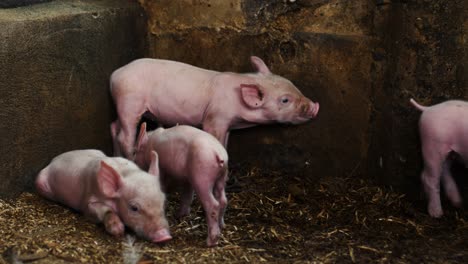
[1,164,467,263]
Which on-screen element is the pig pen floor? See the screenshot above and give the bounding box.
[1,165,468,263]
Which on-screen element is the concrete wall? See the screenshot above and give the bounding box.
[140,0,380,180]
[0,0,146,197]
[139,0,468,193]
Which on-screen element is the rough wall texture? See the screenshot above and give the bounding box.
[140,0,379,181]
[0,0,146,197]
[140,0,468,194]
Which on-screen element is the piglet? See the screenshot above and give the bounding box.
[134,123,228,247]
[110,56,319,158]
[35,149,171,242]
[411,99,468,217]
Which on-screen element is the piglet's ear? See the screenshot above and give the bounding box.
[241,84,265,108]
[136,122,148,151]
[98,161,122,198]
[148,151,160,180]
[250,56,271,75]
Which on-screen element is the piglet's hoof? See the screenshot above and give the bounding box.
[428,206,443,218]
[206,240,219,247]
[206,233,221,247]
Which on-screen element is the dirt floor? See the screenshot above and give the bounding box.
[1,163,467,264]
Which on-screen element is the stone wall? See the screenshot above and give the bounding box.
[0,0,146,197]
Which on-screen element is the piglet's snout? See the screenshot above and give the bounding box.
[304,101,319,119]
[150,228,172,243]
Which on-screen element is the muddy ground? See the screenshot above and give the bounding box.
[1,162,467,263]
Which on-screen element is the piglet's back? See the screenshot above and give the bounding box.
[35,150,106,210]
[419,101,468,135]
[153,125,228,169]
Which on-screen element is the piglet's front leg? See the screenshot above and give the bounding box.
[88,202,124,236]
[103,211,125,236]
[202,121,229,148]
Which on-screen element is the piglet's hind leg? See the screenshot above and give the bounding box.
[110,121,122,156]
[213,171,228,228]
[420,145,449,218]
[441,159,462,208]
[193,182,221,247]
[116,110,144,158]
[35,168,56,200]
[177,185,194,218]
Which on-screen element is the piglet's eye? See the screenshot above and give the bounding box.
[281,98,289,104]
[129,203,140,212]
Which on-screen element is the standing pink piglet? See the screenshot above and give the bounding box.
[110,56,319,158]
[133,123,228,247]
[35,149,171,242]
[411,99,468,217]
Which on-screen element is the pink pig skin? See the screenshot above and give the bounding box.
[134,123,228,247]
[35,149,171,243]
[411,99,468,217]
[110,56,319,157]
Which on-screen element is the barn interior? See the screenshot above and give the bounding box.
[0,0,467,263]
